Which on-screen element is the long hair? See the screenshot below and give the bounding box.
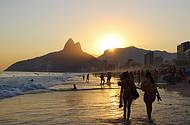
[145,71,155,84]
[120,71,129,80]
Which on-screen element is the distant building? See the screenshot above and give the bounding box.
[144,51,154,66]
[125,59,134,67]
[177,41,190,61]
[185,49,190,60]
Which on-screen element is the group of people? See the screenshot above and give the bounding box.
[160,66,187,84]
[83,73,90,83]
[121,69,159,86]
[119,71,161,123]
[82,72,112,85]
[83,70,162,123]
[131,66,188,84]
[99,72,112,86]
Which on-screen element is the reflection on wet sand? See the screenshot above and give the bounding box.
[0,76,190,125]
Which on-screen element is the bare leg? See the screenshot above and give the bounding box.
[145,102,152,121]
[127,99,132,121]
[123,99,127,120]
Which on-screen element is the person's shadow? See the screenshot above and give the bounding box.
[100,117,131,125]
[102,117,157,125]
[132,117,158,125]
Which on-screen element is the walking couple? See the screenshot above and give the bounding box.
[119,71,161,123]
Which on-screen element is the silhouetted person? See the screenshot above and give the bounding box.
[100,73,105,86]
[73,84,77,90]
[141,71,161,123]
[86,73,89,83]
[82,74,85,81]
[30,79,34,82]
[106,72,112,86]
[119,71,136,122]
[129,72,134,83]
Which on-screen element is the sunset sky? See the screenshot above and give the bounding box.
[0,0,190,70]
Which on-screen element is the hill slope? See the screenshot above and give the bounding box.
[98,46,176,65]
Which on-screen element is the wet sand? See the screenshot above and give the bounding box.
[0,76,190,125]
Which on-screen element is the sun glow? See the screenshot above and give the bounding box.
[99,35,123,52]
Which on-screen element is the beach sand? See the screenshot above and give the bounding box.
[0,76,190,125]
[166,83,190,97]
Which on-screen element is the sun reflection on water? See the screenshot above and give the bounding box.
[0,76,190,124]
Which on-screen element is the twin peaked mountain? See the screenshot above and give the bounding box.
[6,38,176,72]
[6,39,102,72]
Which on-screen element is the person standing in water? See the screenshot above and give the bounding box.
[141,71,161,122]
[100,73,105,86]
[82,74,85,81]
[106,72,112,86]
[86,73,89,83]
[119,71,136,122]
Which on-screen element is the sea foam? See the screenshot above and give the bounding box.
[0,72,78,99]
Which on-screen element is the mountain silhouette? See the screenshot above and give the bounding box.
[6,39,102,72]
[98,46,176,65]
[63,38,82,54]
[6,40,177,72]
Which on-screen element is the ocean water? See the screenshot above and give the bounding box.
[0,71,79,99]
[0,72,190,125]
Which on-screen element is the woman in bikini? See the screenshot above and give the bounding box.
[119,71,136,121]
[141,71,161,122]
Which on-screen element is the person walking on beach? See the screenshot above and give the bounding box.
[82,74,85,81]
[141,71,161,122]
[73,84,77,90]
[100,73,105,86]
[86,73,89,83]
[119,71,138,122]
[106,72,112,86]
[129,72,134,83]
